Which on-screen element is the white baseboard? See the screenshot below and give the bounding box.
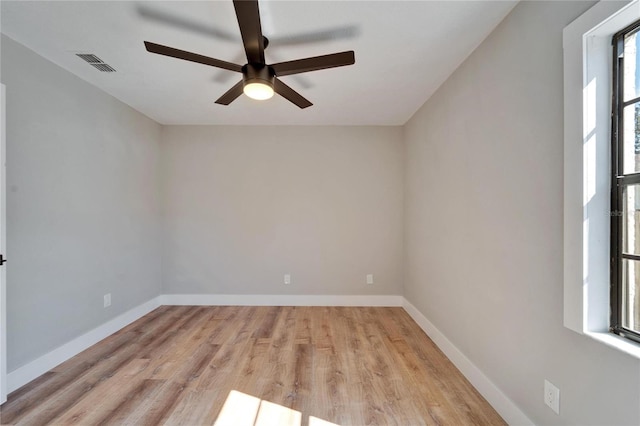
[402,298,533,426]
[7,296,161,394]
[160,293,403,307]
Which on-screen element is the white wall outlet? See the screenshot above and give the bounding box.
[103,293,111,308]
[544,379,560,414]
[366,274,374,285]
[284,274,291,285]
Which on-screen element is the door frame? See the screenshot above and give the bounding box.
[1,83,7,404]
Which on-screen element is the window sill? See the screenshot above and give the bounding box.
[585,331,640,360]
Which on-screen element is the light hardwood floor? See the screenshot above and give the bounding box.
[0,306,505,425]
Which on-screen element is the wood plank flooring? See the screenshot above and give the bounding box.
[0,306,506,425]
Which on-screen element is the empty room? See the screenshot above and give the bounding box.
[1,0,640,425]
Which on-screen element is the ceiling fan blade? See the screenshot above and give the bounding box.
[144,41,243,73]
[274,78,312,109]
[215,80,245,105]
[212,51,248,83]
[233,0,265,64]
[270,51,355,77]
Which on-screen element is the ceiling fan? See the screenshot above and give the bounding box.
[144,0,356,109]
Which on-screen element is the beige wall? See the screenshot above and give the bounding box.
[1,35,162,371]
[403,1,640,425]
[161,126,403,295]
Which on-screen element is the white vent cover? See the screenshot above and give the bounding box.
[75,53,116,72]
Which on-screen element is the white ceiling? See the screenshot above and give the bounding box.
[0,1,516,125]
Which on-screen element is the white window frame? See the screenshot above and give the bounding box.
[563,0,640,358]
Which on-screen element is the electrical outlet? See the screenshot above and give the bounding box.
[103,293,111,308]
[366,274,374,285]
[284,274,291,285]
[544,379,560,414]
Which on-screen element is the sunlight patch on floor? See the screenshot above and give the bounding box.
[214,390,261,426]
[309,416,340,426]
[254,400,302,426]
[213,390,339,426]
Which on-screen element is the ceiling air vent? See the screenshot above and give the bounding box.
[75,53,116,72]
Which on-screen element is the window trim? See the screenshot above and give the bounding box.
[563,0,640,359]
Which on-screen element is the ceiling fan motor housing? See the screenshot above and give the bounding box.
[242,63,275,89]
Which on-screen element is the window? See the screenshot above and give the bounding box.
[611,19,640,343]
[564,0,640,358]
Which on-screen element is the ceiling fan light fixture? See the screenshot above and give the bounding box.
[242,63,275,101]
[243,81,274,100]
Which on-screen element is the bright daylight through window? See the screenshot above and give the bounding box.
[611,19,640,343]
